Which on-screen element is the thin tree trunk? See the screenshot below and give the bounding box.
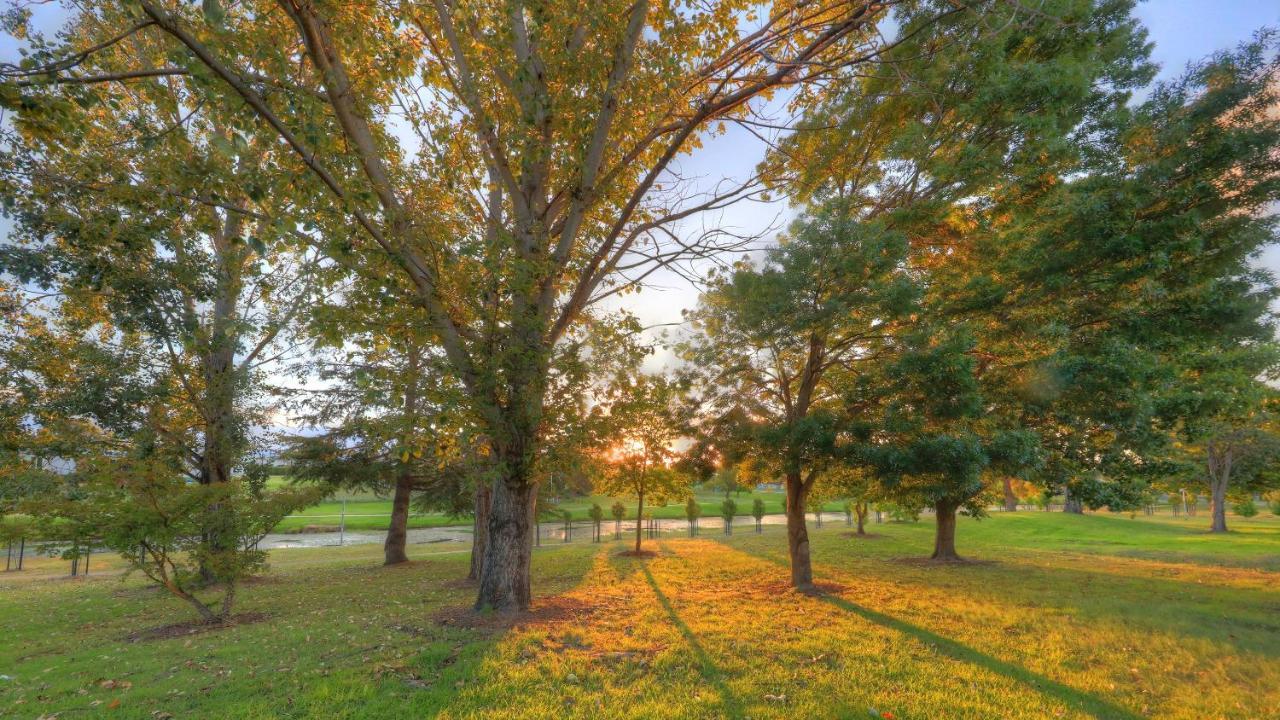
[931,500,960,561]
[634,488,645,554]
[854,501,868,536]
[1002,477,1018,512]
[196,212,246,585]
[784,472,813,590]
[384,470,414,566]
[387,348,421,566]
[468,484,491,580]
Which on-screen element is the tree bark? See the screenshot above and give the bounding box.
[1207,442,1232,533]
[468,484,491,580]
[1210,484,1228,532]
[475,476,534,612]
[1002,477,1018,512]
[854,501,868,536]
[634,488,645,554]
[784,471,813,590]
[388,347,421,566]
[1062,486,1083,514]
[931,500,960,561]
[384,469,414,565]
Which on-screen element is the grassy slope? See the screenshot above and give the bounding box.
[1,512,1276,719]
[271,485,791,532]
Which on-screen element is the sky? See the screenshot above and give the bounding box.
[3,0,1280,381]
[615,0,1280,371]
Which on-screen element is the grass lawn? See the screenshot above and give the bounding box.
[2,512,1276,719]
[271,484,791,533]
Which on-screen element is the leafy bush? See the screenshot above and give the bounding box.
[26,454,321,624]
[876,501,922,523]
[685,496,702,521]
[720,497,737,521]
[1271,498,1280,517]
[1232,499,1258,518]
[752,498,766,520]
[589,503,604,524]
[611,501,626,521]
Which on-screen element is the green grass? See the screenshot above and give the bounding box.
[271,484,791,533]
[2,512,1277,718]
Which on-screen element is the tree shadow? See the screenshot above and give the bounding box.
[814,591,1145,720]
[722,525,1280,658]
[725,541,1147,720]
[637,557,747,719]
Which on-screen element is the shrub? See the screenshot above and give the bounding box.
[1271,498,1280,517]
[685,496,702,521]
[877,501,922,523]
[27,454,321,624]
[589,503,604,524]
[1232,499,1258,518]
[752,498,766,520]
[611,501,626,521]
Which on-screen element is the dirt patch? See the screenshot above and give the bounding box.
[125,612,270,642]
[752,579,851,598]
[614,549,659,559]
[893,556,998,567]
[441,575,478,590]
[433,594,615,631]
[381,559,435,571]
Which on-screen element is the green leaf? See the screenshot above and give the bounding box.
[202,0,225,28]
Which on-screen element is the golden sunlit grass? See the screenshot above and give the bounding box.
[2,512,1276,719]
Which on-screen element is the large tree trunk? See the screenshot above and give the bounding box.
[784,472,813,590]
[1062,486,1083,514]
[472,281,548,613]
[1209,475,1229,533]
[1002,477,1018,512]
[475,476,535,612]
[468,484,491,580]
[384,469,414,565]
[931,500,960,561]
[854,501,868,536]
[1207,443,1232,533]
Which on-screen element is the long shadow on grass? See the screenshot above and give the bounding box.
[626,554,747,719]
[724,538,1144,720]
[816,592,1143,720]
[738,524,1280,658]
